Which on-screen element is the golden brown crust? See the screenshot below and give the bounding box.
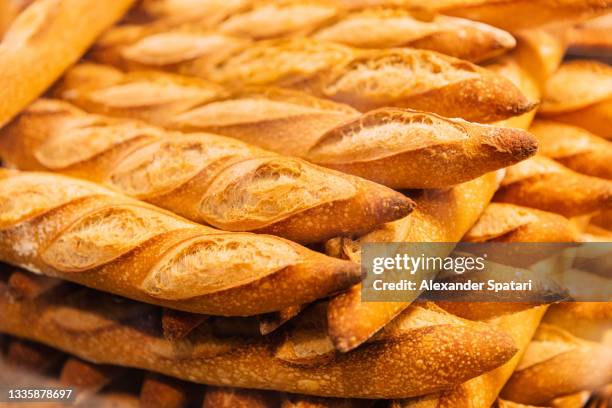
[0,271,518,399]
[309,108,536,188]
[501,324,612,405]
[325,171,501,352]
[55,64,536,189]
[89,33,534,121]
[394,306,548,408]
[530,120,612,180]
[0,169,361,316]
[0,0,135,128]
[0,99,414,244]
[494,156,612,217]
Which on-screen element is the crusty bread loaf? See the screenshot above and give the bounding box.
[0,99,414,244]
[395,306,548,408]
[538,60,612,139]
[325,171,502,352]
[306,108,537,189]
[90,34,535,121]
[0,169,362,316]
[55,64,538,189]
[501,324,612,405]
[325,0,612,31]
[0,0,135,128]
[494,156,612,217]
[543,303,612,343]
[310,8,515,62]
[529,120,612,180]
[0,268,518,399]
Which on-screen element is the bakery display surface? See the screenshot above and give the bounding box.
[0,1,611,407]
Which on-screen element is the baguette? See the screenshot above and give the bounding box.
[306,108,537,189]
[55,64,538,189]
[0,269,518,399]
[0,169,361,316]
[543,302,612,343]
[0,0,135,128]
[394,306,548,408]
[501,324,612,405]
[0,99,414,244]
[529,120,612,180]
[494,156,612,217]
[325,171,501,352]
[538,60,612,139]
[91,34,535,121]
[310,8,515,62]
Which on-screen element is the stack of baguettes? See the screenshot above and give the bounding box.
[0,0,611,407]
